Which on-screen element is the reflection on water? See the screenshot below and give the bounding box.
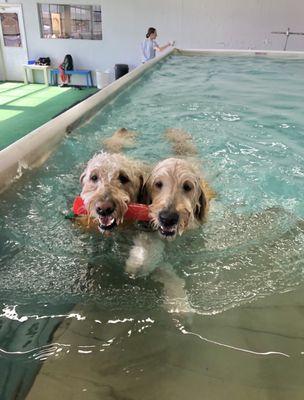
[1,55,304,399]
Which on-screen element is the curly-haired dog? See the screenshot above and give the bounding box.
[142,128,215,240]
[126,130,215,316]
[80,151,146,232]
[143,157,214,240]
[125,156,213,293]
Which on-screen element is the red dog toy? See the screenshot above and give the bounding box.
[73,196,88,216]
[71,196,150,222]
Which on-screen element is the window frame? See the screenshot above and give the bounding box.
[37,3,102,41]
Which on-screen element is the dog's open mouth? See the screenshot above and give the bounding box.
[98,216,117,232]
[158,224,177,238]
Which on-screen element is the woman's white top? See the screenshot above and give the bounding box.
[141,38,159,63]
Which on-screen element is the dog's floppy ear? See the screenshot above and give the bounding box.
[195,182,207,223]
[80,171,86,186]
[137,175,151,204]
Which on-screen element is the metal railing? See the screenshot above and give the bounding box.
[272,27,304,51]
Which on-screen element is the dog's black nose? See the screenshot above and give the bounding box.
[159,210,179,227]
[96,206,115,217]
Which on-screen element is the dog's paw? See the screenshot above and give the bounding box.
[125,244,148,277]
[125,233,165,278]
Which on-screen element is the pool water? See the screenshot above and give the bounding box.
[1,55,304,399]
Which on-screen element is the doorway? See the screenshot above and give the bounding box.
[0,4,28,81]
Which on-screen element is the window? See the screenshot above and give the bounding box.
[38,4,102,40]
[0,13,22,47]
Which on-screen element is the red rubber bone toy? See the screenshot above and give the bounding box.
[71,195,150,222]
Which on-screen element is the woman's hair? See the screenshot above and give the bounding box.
[146,27,156,39]
[63,54,73,70]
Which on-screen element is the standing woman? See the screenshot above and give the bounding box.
[141,27,174,63]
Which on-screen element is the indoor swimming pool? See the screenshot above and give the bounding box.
[1,53,304,399]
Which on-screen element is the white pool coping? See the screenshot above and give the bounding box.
[1,47,304,193]
[178,48,304,58]
[0,48,174,193]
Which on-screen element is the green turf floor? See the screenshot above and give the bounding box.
[0,82,98,150]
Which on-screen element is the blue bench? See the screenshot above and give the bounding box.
[50,69,93,87]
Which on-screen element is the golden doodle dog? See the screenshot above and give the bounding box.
[144,157,213,240]
[79,128,147,233]
[143,129,215,240]
[126,129,214,313]
[126,129,215,279]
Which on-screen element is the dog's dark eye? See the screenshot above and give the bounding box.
[155,181,163,189]
[183,182,193,192]
[118,173,130,184]
[90,174,98,182]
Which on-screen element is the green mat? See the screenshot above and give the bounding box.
[0,82,98,150]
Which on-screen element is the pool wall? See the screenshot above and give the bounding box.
[0,48,174,194]
[1,47,304,193]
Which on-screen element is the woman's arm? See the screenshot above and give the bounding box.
[154,42,172,52]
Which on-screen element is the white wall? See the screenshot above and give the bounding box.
[4,0,304,81]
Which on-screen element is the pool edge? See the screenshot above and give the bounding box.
[177,48,304,58]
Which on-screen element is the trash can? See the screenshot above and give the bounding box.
[96,69,112,89]
[115,64,129,80]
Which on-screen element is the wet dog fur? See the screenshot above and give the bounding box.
[77,128,147,233]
